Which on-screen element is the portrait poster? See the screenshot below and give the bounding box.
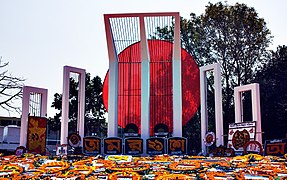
[228,122,256,153]
[56,144,68,156]
[27,116,47,155]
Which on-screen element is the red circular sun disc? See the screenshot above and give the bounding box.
[103,40,200,134]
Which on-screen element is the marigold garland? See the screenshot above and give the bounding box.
[38,161,69,174]
[156,173,194,180]
[108,171,141,180]
[0,152,285,179]
[0,164,23,176]
[169,160,201,171]
[107,162,150,172]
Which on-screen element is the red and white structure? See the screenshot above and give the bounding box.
[60,66,86,146]
[104,12,182,146]
[20,86,48,146]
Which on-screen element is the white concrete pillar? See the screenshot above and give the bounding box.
[200,63,224,154]
[61,67,70,145]
[172,12,182,137]
[77,72,86,146]
[104,15,119,137]
[60,66,86,146]
[140,15,150,155]
[234,83,262,144]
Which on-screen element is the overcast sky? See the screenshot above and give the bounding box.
[0,0,286,118]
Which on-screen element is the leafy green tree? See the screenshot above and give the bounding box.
[251,45,287,140]
[50,73,107,137]
[85,75,107,137]
[181,2,272,121]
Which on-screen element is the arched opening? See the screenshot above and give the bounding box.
[124,123,139,137]
[154,123,169,137]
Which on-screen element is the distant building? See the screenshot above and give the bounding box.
[0,117,21,151]
[0,116,20,126]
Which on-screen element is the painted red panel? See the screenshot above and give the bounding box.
[103,40,200,135]
[27,116,47,155]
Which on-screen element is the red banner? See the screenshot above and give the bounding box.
[27,116,47,155]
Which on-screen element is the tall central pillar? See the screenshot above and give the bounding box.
[139,15,150,154]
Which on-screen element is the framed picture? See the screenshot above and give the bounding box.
[228,122,256,153]
[56,144,68,156]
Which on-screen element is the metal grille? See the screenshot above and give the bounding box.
[29,92,42,116]
[109,17,140,55]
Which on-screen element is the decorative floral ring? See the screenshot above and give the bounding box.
[72,158,93,166]
[92,159,115,170]
[70,165,93,176]
[0,164,23,176]
[150,169,170,176]
[248,162,287,176]
[203,171,228,179]
[38,161,69,174]
[14,174,41,180]
[230,155,249,163]
[245,153,263,161]
[57,166,92,179]
[107,155,130,161]
[107,162,150,172]
[155,173,194,180]
[2,155,17,163]
[169,160,201,171]
[108,171,141,180]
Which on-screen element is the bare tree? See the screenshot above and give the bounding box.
[0,57,25,115]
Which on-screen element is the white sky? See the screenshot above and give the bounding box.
[0,0,286,118]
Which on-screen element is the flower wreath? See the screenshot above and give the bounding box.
[155,174,194,180]
[58,165,93,178]
[169,160,201,171]
[107,162,150,172]
[38,161,69,174]
[0,164,23,176]
[108,171,141,180]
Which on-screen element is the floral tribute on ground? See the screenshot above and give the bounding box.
[0,153,286,179]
